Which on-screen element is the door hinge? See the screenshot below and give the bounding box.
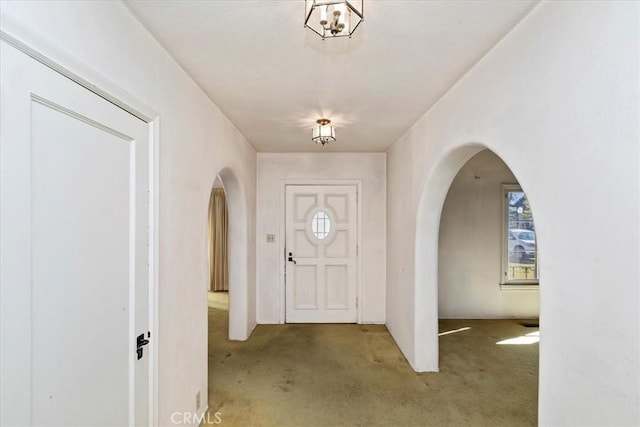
[356,298,358,308]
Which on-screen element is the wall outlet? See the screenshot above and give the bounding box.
[266,234,276,243]
[195,391,201,411]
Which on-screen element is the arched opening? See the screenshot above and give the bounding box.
[206,168,250,341]
[207,175,230,348]
[209,177,228,294]
[438,149,539,316]
[436,149,539,421]
[414,143,543,373]
[414,144,542,422]
[206,167,251,422]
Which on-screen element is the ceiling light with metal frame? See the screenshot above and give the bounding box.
[312,119,336,146]
[304,0,364,39]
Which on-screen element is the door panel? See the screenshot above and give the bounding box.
[31,101,132,426]
[294,265,319,309]
[294,194,317,221]
[325,231,349,258]
[294,230,318,258]
[325,265,349,309]
[326,195,349,222]
[285,185,357,323]
[0,41,151,426]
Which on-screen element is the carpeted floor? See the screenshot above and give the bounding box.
[206,292,538,426]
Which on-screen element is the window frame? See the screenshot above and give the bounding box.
[501,184,539,287]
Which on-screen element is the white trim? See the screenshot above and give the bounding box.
[0,22,154,122]
[500,284,540,291]
[149,118,160,426]
[30,94,134,140]
[279,180,363,324]
[306,206,338,244]
[0,24,160,426]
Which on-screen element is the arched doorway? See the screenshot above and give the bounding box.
[206,167,251,423]
[438,149,539,317]
[208,177,229,294]
[206,168,250,341]
[435,149,539,419]
[207,176,230,350]
[414,144,542,371]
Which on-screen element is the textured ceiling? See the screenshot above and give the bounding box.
[125,0,537,152]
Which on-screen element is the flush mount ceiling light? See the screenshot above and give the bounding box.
[304,0,364,39]
[312,119,336,146]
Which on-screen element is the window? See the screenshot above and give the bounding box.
[502,185,538,285]
[311,211,331,239]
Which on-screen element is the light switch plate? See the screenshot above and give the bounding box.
[266,234,276,243]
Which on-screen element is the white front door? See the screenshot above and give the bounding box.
[0,41,151,425]
[285,185,357,323]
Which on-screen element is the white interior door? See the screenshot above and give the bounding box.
[0,41,151,426]
[285,185,357,323]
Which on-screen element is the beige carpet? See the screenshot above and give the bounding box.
[206,292,538,426]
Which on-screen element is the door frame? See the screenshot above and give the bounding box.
[279,180,363,324]
[0,22,160,424]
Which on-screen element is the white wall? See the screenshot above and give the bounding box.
[0,2,257,425]
[257,153,386,324]
[387,2,639,425]
[438,150,539,318]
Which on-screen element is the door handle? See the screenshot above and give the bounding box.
[136,331,150,360]
[288,252,297,264]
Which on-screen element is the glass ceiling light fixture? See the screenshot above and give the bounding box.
[312,119,336,146]
[304,0,363,40]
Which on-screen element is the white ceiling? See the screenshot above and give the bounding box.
[125,0,537,152]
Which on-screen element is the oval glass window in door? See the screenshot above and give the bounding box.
[311,211,331,239]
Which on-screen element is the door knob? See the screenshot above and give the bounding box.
[288,252,297,264]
